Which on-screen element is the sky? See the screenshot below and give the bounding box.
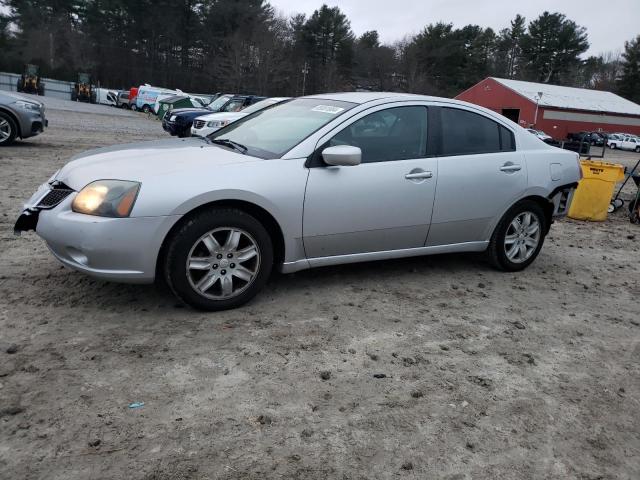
[270,0,640,57]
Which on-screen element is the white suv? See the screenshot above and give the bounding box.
[191,97,290,137]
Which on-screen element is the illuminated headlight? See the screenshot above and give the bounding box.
[14,100,40,112]
[170,115,177,121]
[207,120,230,128]
[72,180,140,217]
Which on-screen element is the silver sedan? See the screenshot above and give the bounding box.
[15,93,581,310]
[0,91,48,146]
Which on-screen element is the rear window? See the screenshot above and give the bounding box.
[441,108,515,156]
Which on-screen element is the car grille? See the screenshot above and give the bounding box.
[193,120,205,129]
[37,183,74,209]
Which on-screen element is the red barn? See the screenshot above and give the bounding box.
[455,77,640,139]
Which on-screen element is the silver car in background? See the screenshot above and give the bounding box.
[15,92,581,310]
[0,91,48,146]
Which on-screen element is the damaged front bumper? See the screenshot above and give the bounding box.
[14,209,40,234]
[14,181,181,284]
[14,180,74,235]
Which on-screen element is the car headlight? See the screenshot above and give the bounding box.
[72,180,140,217]
[207,120,230,128]
[14,100,40,112]
[170,115,177,121]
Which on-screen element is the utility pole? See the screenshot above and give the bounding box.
[301,62,310,96]
[49,33,54,69]
[533,91,543,127]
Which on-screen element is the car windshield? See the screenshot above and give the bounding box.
[240,98,287,115]
[208,98,356,159]
[207,95,233,111]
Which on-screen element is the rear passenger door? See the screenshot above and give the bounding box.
[426,106,526,246]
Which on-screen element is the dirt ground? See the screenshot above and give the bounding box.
[0,96,639,480]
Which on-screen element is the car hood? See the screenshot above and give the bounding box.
[195,111,247,122]
[56,138,262,190]
[170,107,209,116]
[0,90,44,106]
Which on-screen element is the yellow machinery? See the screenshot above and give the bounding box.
[16,64,45,95]
[71,73,96,103]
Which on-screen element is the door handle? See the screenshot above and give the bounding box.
[405,171,433,180]
[500,163,522,173]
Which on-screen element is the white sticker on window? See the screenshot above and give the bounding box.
[312,105,345,114]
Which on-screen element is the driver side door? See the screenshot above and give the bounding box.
[302,104,437,259]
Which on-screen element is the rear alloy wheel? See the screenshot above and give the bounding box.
[487,200,546,271]
[164,208,273,311]
[0,112,17,146]
[610,143,616,149]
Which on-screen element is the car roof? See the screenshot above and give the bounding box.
[302,92,517,116]
[302,92,426,104]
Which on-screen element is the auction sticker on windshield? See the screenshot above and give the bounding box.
[311,105,345,114]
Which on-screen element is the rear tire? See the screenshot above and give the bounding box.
[0,112,17,146]
[487,200,547,271]
[163,208,273,311]
[610,143,617,149]
[142,104,151,114]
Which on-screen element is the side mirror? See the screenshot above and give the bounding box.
[321,145,362,166]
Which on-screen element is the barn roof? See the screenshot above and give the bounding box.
[491,77,640,116]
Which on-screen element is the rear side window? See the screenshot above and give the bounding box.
[441,108,515,156]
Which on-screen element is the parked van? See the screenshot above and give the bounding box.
[129,87,139,110]
[135,85,179,113]
[94,88,118,106]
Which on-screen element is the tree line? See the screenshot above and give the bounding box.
[1,1,639,103]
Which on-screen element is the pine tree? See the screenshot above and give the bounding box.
[520,12,589,84]
[617,35,640,103]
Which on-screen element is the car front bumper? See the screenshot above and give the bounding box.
[190,125,218,137]
[15,188,181,284]
[162,119,182,135]
[16,106,47,139]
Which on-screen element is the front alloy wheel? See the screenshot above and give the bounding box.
[163,208,273,311]
[186,227,261,300]
[0,112,17,146]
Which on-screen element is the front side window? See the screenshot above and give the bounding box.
[209,98,356,159]
[222,99,246,112]
[207,95,233,111]
[441,107,515,156]
[328,106,428,163]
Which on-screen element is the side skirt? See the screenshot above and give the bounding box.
[280,241,489,273]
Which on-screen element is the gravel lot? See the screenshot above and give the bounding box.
[1,96,639,480]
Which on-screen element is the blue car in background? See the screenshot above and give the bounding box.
[162,94,265,137]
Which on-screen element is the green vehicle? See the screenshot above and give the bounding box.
[156,95,208,120]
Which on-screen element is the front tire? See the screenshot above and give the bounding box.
[487,200,547,271]
[0,112,17,146]
[163,208,273,311]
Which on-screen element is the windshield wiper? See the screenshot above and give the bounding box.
[210,138,248,153]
